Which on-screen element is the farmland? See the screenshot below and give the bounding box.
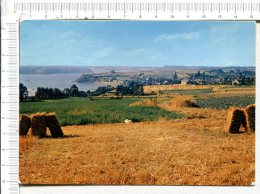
[160,89,213,96]
[196,96,255,109]
[19,85,255,185]
[20,97,182,126]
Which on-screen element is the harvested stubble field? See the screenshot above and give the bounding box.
[20,92,255,185]
[144,84,214,94]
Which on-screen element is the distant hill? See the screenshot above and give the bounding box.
[20,66,159,74]
[20,65,255,75]
[20,66,93,74]
[74,74,98,83]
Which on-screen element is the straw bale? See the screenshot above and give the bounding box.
[19,114,31,136]
[240,109,248,132]
[45,113,64,138]
[245,104,255,132]
[226,108,246,134]
[31,113,47,138]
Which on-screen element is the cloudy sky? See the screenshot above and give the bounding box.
[20,21,255,67]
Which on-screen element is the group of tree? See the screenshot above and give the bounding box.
[35,84,89,99]
[91,85,114,96]
[35,87,66,99]
[116,80,144,96]
[20,83,29,102]
[20,83,116,101]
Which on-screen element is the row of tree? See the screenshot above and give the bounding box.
[20,81,145,102]
[35,84,90,99]
[19,83,117,102]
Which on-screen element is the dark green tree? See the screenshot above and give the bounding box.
[53,88,63,99]
[63,88,70,97]
[19,83,28,102]
[69,84,79,97]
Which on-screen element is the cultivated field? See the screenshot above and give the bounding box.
[19,85,255,185]
[20,97,182,126]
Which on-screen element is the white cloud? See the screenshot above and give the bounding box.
[208,24,241,45]
[60,30,78,39]
[94,47,115,58]
[210,24,240,35]
[121,48,148,57]
[154,31,202,43]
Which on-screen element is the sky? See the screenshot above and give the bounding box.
[20,21,255,67]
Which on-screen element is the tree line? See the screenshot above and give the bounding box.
[20,81,144,102]
[20,84,110,102]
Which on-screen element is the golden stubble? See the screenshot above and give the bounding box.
[19,103,255,185]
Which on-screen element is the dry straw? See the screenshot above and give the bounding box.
[31,113,47,138]
[226,108,247,134]
[240,109,248,132]
[245,104,255,132]
[171,95,199,108]
[129,98,157,107]
[45,112,64,138]
[19,114,31,136]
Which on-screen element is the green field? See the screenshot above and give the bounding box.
[20,97,182,126]
[196,96,255,109]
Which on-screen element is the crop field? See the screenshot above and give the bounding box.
[196,96,255,109]
[207,86,255,98]
[19,85,255,185]
[20,97,182,126]
[144,84,214,94]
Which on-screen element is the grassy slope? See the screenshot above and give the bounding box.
[20,97,182,126]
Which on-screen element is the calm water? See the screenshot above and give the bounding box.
[20,73,105,96]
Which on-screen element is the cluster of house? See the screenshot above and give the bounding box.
[132,68,255,86]
[76,68,255,87]
[132,71,181,86]
[183,68,255,85]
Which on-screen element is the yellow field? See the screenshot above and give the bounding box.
[208,86,255,97]
[144,84,215,93]
[144,84,255,98]
[19,96,255,185]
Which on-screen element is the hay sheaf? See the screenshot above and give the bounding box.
[245,104,255,132]
[226,108,247,134]
[45,113,64,138]
[240,109,248,132]
[19,114,31,136]
[31,113,47,138]
[129,98,157,107]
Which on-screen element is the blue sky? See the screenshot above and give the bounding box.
[20,21,255,67]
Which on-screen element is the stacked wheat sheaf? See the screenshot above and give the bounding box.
[19,112,64,138]
[226,104,255,134]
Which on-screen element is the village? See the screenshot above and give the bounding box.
[75,67,255,88]
[125,68,255,86]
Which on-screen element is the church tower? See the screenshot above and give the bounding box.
[173,70,178,80]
